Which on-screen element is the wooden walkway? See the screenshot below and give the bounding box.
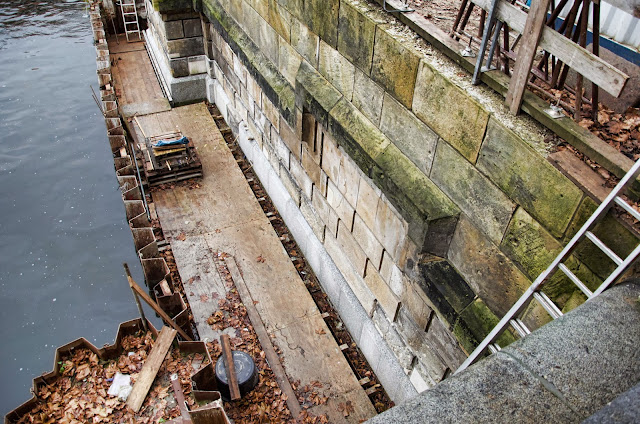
[108,37,170,117]
[115,38,376,423]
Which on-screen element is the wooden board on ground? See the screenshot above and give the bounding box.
[108,37,170,116]
[549,149,610,202]
[152,103,377,423]
[127,326,177,412]
[226,256,303,417]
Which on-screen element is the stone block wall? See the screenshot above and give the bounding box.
[147,2,206,78]
[153,0,638,394]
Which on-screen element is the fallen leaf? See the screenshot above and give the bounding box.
[256,255,266,263]
[176,233,186,241]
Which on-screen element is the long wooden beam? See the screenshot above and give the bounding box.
[473,0,628,97]
[124,263,193,341]
[506,0,552,114]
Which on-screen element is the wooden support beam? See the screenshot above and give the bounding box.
[124,263,193,341]
[224,256,303,417]
[220,334,241,401]
[506,0,551,114]
[127,326,177,412]
[473,0,628,96]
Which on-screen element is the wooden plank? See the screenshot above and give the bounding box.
[548,149,610,202]
[506,0,551,114]
[220,334,241,401]
[170,374,191,422]
[225,256,303,417]
[125,266,193,341]
[127,326,177,412]
[473,0,628,96]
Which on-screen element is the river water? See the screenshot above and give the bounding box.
[0,0,150,414]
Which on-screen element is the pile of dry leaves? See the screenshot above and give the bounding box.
[17,332,207,424]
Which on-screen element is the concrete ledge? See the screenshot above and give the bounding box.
[209,74,417,404]
[366,280,640,423]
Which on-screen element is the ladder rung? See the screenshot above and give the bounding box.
[533,291,563,319]
[488,343,501,354]
[515,319,530,335]
[558,263,593,298]
[585,231,623,265]
[615,196,640,221]
[509,319,529,337]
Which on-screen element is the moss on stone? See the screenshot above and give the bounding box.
[337,0,377,75]
[295,60,343,128]
[478,118,583,238]
[303,0,339,48]
[455,298,516,354]
[371,24,420,109]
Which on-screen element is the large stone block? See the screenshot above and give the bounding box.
[290,18,319,66]
[312,184,338,237]
[328,98,389,175]
[501,207,602,307]
[395,306,448,382]
[170,57,189,77]
[278,39,303,87]
[371,24,420,109]
[337,220,367,277]
[424,315,466,370]
[183,18,203,37]
[478,118,583,238]
[164,19,184,40]
[279,116,301,160]
[278,0,303,21]
[300,195,325,242]
[325,231,376,312]
[454,298,516,354]
[295,61,343,128]
[152,0,192,14]
[567,197,638,280]
[370,194,408,261]
[318,41,355,100]
[352,68,384,125]
[321,139,360,207]
[167,37,205,58]
[418,257,475,328]
[289,156,313,199]
[449,215,531,317]
[380,250,404,297]
[353,214,385,271]
[379,93,438,176]
[301,145,323,189]
[400,279,433,331]
[372,143,459,242]
[365,260,400,320]
[337,0,377,74]
[327,179,355,232]
[413,61,489,163]
[431,141,515,244]
[356,175,383,231]
[303,0,339,48]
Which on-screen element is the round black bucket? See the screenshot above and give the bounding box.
[215,350,259,401]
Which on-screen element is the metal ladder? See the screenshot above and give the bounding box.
[456,158,640,374]
[120,0,141,42]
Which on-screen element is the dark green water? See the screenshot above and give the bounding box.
[0,0,149,414]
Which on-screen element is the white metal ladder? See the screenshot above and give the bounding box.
[120,0,141,42]
[456,158,640,374]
